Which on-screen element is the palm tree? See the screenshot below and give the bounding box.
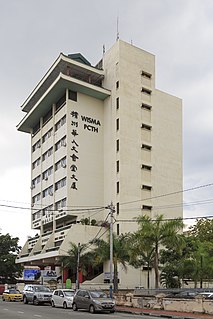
[136,214,184,288]
[129,232,155,289]
[60,242,94,288]
[93,233,130,292]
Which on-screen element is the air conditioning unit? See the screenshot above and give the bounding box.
[49,190,53,196]
[44,176,48,181]
[61,140,67,147]
[61,163,66,168]
[30,184,35,189]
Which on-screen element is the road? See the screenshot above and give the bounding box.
[0,300,161,319]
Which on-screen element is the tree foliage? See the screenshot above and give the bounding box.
[188,218,213,242]
[0,233,23,283]
[93,233,130,292]
[135,214,184,288]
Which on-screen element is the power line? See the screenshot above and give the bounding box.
[119,182,213,206]
[116,214,213,223]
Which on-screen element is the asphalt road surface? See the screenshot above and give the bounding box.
[0,300,160,319]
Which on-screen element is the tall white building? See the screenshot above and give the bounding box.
[17,40,182,288]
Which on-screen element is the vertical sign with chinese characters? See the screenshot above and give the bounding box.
[70,111,79,190]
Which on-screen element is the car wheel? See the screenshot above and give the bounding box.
[110,309,115,313]
[33,297,39,305]
[63,302,67,309]
[23,296,28,304]
[89,305,95,314]
[72,302,78,311]
[51,300,55,307]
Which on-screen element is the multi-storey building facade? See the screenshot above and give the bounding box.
[16,40,182,288]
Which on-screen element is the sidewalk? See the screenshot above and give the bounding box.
[116,305,213,319]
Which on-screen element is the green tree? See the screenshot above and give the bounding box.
[129,232,155,288]
[0,233,23,283]
[188,218,213,242]
[135,214,184,288]
[93,233,130,292]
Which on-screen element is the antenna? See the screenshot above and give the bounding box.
[103,44,105,55]
[116,16,119,41]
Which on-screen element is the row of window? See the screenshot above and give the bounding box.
[32,178,67,203]
[32,136,66,168]
[32,159,66,187]
[32,198,67,220]
[32,90,77,136]
[32,116,66,153]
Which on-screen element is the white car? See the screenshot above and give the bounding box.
[51,289,75,308]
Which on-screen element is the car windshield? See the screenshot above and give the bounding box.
[64,291,75,296]
[8,290,20,294]
[90,291,107,298]
[34,286,51,292]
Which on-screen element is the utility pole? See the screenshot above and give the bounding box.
[107,202,115,296]
[76,242,80,289]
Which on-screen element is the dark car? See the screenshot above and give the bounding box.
[22,284,52,305]
[72,289,115,313]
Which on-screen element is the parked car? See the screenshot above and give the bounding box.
[2,289,23,302]
[72,289,115,313]
[51,289,75,308]
[22,284,52,305]
[196,292,213,299]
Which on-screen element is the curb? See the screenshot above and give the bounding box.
[116,308,212,319]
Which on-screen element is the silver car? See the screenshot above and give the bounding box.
[72,289,115,313]
[22,284,52,305]
[51,289,75,308]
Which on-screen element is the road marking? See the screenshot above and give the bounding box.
[34,315,42,318]
[3,308,8,311]
[18,311,24,314]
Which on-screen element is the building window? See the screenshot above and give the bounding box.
[141,144,152,151]
[117,224,120,235]
[43,109,52,125]
[55,198,67,210]
[116,202,119,215]
[55,136,66,151]
[55,157,67,171]
[42,128,53,143]
[42,147,53,161]
[142,205,152,211]
[116,160,119,173]
[141,164,152,171]
[32,193,41,204]
[32,139,41,152]
[55,93,66,113]
[116,81,119,89]
[116,118,119,131]
[42,166,53,180]
[116,181,119,194]
[141,71,152,79]
[141,103,152,111]
[116,97,119,109]
[55,115,66,132]
[142,87,152,95]
[141,123,152,131]
[32,175,41,188]
[68,90,77,102]
[32,122,40,136]
[142,185,152,191]
[55,178,66,191]
[43,186,53,198]
[116,139,119,152]
[32,157,41,169]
